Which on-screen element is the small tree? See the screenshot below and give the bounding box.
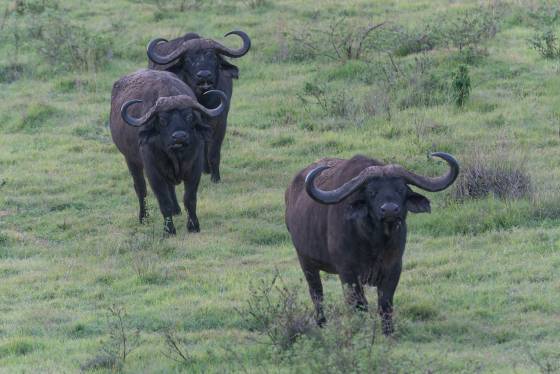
[452,64,470,107]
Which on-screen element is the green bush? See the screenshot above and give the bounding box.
[451,64,471,107]
[0,63,26,83]
[392,25,438,57]
[240,273,316,350]
[528,30,560,60]
[396,55,449,109]
[439,7,498,53]
[37,15,114,72]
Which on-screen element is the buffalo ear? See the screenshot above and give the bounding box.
[407,191,431,213]
[345,200,369,221]
[219,56,239,79]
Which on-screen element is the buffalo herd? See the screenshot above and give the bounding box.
[109,30,460,335]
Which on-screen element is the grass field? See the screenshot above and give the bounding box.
[1,0,560,372]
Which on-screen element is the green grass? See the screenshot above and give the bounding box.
[1,0,560,372]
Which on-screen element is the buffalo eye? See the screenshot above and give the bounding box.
[158,115,168,128]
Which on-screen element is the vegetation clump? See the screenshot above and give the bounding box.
[453,147,532,201]
[451,64,471,107]
[528,30,560,60]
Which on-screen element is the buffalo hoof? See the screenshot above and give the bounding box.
[187,219,200,233]
[315,316,326,327]
[381,320,394,336]
[164,218,176,236]
[382,326,394,336]
[211,174,220,183]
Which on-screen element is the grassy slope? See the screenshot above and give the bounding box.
[0,0,559,372]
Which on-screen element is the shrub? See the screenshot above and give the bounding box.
[522,3,560,27]
[528,30,560,59]
[440,7,498,52]
[286,16,387,62]
[160,329,193,366]
[0,63,26,83]
[396,54,449,109]
[37,16,113,72]
[453,146,531,201]
[392,25,438,57]
[437,6,498,64]
[240,272,316,350]
[451,64,471,107]
[81,305,139,371]
[287,306,381,373]
[299,82,363,122]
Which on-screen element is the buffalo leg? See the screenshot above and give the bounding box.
[183,173,201,233]
[168,184,181,216]
[339,272,368,312]
[202,142,211,174]
[299,258,325,326]
[144,168,177,235]
[126,160,148,223]
[377,262,402,335]
[207,131,224,184]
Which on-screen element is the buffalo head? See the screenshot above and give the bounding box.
[305,152,459,234]
[147,31,251,97]
[120,90,227,152]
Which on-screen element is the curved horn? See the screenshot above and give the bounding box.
[305,165,375,205]
[198,90,228,117]
[212,30,251,58]
[146,37,183,65]
[121,99,153,127]
[396,152,460,192]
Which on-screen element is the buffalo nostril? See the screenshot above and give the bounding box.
[380,203,400,217]
[172,131,188,143]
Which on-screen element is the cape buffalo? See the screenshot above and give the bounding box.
[146,30,251,183]
[285,152,459,334]
[110,69,227,235]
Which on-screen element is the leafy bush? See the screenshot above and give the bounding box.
[438,6,498,64]
[392,25,438,57]
[517,3,560,27]
[396,54,449,109]
[0,63,26,83]
[300,82,356,117]
[451,64,471,107]
[528,30,560,59]
[36,14,114,72]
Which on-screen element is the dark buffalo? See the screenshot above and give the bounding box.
[110,69,227,234]
[146,30,251,183]
[285,152,459,334]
